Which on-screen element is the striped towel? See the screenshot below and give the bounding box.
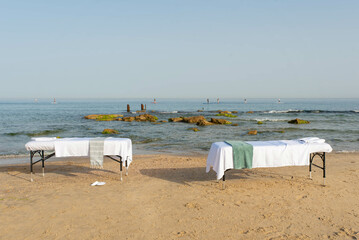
[89,138,105,168]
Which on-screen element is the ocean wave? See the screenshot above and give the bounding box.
[0,154,28,159]
[336,150,359,153]
[5,129,65,137]
[264,109,299,114]
[158,111,178,114]
[263,109,359,114]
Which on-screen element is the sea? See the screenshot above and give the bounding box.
[0,98,358,164]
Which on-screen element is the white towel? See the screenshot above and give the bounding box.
[54,138,90,157]
[31,137,57,141]
[89,138,105,168]
[298,137,325,144]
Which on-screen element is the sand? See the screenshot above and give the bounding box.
[0,153,358,240]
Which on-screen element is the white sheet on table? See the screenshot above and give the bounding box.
[206,140,333,180]
[104,138,133,164]
[298,137,325,144]
[54,138,90,157]
[31,137,57,141]
[25,137,133,166]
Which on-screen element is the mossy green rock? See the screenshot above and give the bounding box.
[215,113,237,118]
[188,127,200,132]
[210,118,232,125]
[288,118,310,124]
[183,116,206,124]
[84,114,123,121]
[102,129,119,134]
[196,119,213,126]
[168,117,184,122]
[257,121,263,124]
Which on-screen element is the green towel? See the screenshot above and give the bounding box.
[225,141,253,169]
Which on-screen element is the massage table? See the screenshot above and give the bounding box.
[25,137,132,182]
[206,139,332,188]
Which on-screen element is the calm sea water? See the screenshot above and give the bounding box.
[0,98,358,162]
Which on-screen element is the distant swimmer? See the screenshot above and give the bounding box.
[153,98,157,104]
[207,98,209,104]
[278,98,281,104]
[244,98,247,104]
[217,98,219,104]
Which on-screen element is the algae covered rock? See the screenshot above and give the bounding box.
[188,127,200,132]
[135,114,158,122]
[216,113,237,118]
[210,118,232,125]
[248,130,257,135]
[123,116,135,122]
[84,114,123,121]
[196,119,213,126]
[102,129,119,134]
[288,118,310,124]
[257,121,263,124]
[232,123,239,126]
[218,111,232,114]
[168,117,184,122]
[247,111,254,114]
[183,116,206,124]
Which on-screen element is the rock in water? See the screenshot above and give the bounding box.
[168,117,184,122]
[210,118,232,125]
[288,118,310,124]
[196,119,213,126]
[102,129,119,134]
[182,116,206,124]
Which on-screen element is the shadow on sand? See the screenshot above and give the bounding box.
[0,161,122,182]
[140,167,253,185]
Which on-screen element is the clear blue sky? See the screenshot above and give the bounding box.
[1,1,358,99]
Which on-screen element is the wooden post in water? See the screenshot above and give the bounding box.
[127,104,130,112]
[145,104,147,110]
[141,104,144,111]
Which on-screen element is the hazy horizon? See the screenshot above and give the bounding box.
[1,1,358,99]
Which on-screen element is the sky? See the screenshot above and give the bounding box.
[0,0,358,99]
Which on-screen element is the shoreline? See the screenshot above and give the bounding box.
[0,150,356,166]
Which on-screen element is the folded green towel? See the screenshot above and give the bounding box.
[225,141,253,169]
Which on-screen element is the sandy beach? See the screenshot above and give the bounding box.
[0,153,358,240]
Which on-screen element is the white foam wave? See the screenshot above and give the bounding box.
[354,110,359,113]
[264,109,299,114]
[337,150,359,153]
[160,111,178,114]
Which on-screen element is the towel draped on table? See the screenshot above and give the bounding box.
[225,141,253,169]
[89,138,105,168]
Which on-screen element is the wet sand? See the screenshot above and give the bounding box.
[0,153,358,239]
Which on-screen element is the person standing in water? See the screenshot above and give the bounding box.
[217,98,219,104]
[207,98,209,104]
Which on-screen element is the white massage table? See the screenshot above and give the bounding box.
[206,139,332,187]
[25,137,132,182]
